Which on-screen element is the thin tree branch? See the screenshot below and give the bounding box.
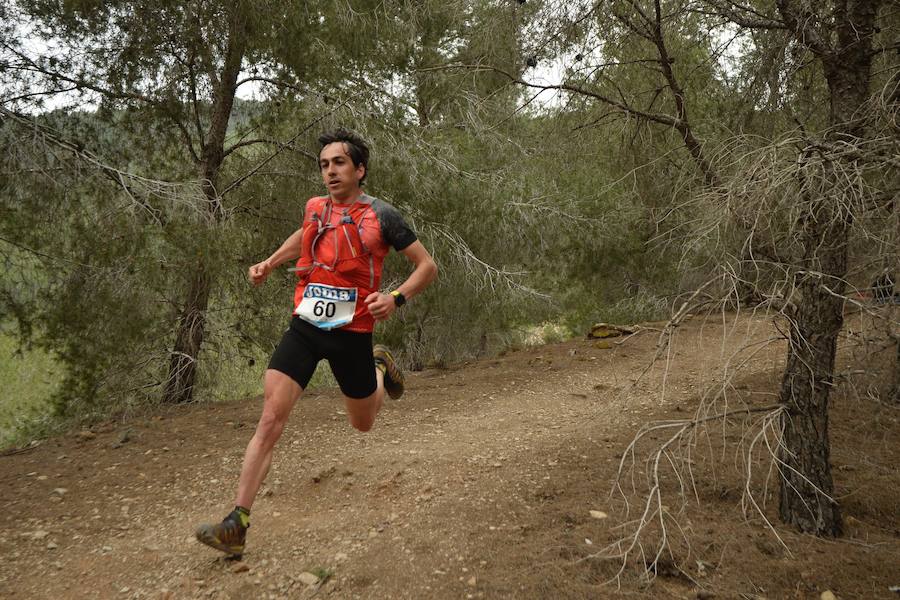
[223,138,317,160]
[0,85,80,104]
[1,42,157,104]
[219,95,358,197]
[693,0,787,30]
[419,63,682,128]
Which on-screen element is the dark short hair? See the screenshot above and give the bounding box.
[318,128,370,184]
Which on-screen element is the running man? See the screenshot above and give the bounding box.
[195,129,438,557]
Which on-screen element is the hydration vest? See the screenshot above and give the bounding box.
[292,196,379,332]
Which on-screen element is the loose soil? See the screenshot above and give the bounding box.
[1,313,898,599]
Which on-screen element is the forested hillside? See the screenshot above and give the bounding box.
[1,0,898,592]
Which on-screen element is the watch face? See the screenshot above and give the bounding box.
[393,292,406,306]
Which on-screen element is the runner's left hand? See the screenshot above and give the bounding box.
[364,292,396,321]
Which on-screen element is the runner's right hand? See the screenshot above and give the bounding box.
[248,260,272,286]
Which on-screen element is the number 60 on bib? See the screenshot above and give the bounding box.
[294,283,357,330]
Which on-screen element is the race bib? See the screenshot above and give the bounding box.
[294,283,357,330]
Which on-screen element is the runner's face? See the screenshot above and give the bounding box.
[319,142,365,201]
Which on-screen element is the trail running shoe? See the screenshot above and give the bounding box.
[195,516,247,557]
[373,344,405,399]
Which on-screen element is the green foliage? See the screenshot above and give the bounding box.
[0,330,60,447]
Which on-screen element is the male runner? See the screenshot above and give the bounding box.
[195,129,438,557]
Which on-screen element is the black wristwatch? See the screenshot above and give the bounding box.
[390,290,406,307]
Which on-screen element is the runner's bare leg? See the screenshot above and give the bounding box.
[344,369,385,432]
[234,369,302,509]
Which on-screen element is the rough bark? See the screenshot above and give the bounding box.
[163,265,212,404]
[774,0,881,535]
[889,49,900,404]
[163,13,247,404]
[777,213,848,535]
[891,334,900,404]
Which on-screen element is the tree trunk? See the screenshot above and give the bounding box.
[163,265,212,403]
[891,334,900,403]
[777,217,848,536]
[774,0,881,534]
[889,48,900,404]
[163,12,246,404]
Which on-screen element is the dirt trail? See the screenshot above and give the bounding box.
[2,315,898,599]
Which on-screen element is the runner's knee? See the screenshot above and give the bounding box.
[345,391,380,432]
[255,410,287,445]
[349,414,376,432]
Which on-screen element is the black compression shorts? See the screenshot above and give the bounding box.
[268,316,377,399]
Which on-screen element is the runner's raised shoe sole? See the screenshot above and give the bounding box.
[373,344,405,399]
